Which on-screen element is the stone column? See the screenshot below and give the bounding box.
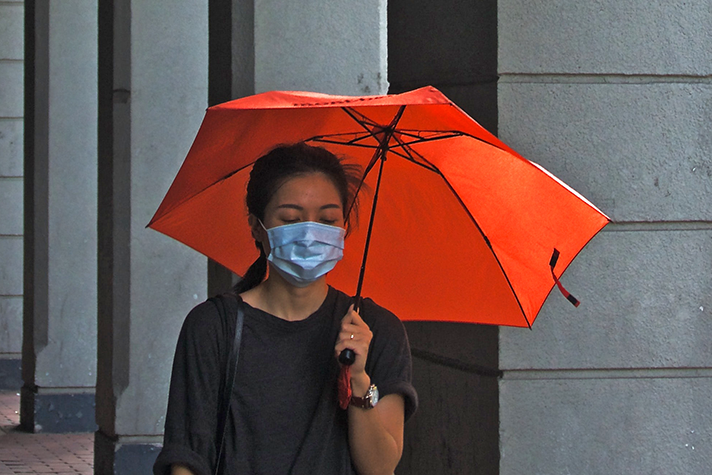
[21,0,98,433]
[0,0,24,390]
[95,1,208,473]
[498,1,712,473]
[252,0,388,95]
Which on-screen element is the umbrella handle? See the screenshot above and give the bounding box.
[338,295,363,366]
[339,349,356,365]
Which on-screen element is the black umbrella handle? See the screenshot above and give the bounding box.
[339,349,356,365]
[338,295,362,366]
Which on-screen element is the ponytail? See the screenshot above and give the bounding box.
[232,247,267,295]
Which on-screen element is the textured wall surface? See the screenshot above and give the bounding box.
[37,0,98,388]
[254,0,388,95]
[0,1,24,367]
[498,1,712,473]
[19,0,99,433]
[499,0,712,76]
[95,0,209,441]
[498,83,712,223]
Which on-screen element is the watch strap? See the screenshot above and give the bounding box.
[350,384,377,409]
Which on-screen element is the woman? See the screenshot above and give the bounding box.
[153,143,418,475]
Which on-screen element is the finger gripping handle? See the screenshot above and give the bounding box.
[339,348,356,365]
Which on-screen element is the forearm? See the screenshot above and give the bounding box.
[347,374,404,475]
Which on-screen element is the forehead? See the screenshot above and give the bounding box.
[269,172,342,207]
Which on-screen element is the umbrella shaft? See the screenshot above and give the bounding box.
[354,145,388,312]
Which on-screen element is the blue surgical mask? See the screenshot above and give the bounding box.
[262,221,346,287]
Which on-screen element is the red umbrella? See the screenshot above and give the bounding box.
[148,86,609,328]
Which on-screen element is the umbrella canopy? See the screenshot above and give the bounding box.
[148,86,609,328]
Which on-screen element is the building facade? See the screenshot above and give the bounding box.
[0,0,709,473]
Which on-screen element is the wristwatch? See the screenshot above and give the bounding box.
[350,384,379,409]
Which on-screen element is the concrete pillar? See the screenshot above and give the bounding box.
[21,0,98,433]
[95,1,208,473]
[498,1,712,473]
[252,0,388,95]
[0,0,24,390]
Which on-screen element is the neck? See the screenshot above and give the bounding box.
[243,269,329,321]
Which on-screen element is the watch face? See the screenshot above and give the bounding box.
[369,385,379,406]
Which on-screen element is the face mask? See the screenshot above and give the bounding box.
[262,221,346,287]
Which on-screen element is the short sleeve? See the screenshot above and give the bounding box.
[153,299,231,475]
[362,299,419,421]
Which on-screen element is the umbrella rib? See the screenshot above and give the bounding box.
[342,107,408,223]
[434,169,532,328]
[153,129,508,231]
[307,133,440,173]
[341,107,383,137]
[390,136,440,173]
[310,129,501,151]
[396,129,514,159]
[308,137,380,150]
[341,107,383,130]
[344,147,384,223]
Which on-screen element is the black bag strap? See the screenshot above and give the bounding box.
[214,297,245,475]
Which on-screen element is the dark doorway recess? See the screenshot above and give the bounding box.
[207,0,254,297]
[388,0,498,134]
[389,1,500,473]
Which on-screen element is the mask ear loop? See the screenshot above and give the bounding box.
[257,218,268,234]
[257,219,273,259]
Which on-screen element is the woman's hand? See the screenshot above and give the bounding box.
[334,304,373,394]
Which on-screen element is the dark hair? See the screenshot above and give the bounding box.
[233,142,363,294]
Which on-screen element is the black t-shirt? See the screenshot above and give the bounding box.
[153,286,418,475]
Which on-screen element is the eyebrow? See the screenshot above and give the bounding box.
[276,203,342,210]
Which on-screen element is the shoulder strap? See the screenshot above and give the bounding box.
[214,296,245,475]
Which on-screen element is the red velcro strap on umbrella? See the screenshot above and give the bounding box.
[550,249,580,307]
[337,366,352,410]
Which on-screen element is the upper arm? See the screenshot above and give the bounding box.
[154,301,228,475]
[171,464,196,475]
[363,300,419,421]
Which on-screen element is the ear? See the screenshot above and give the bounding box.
[247,214,263,242]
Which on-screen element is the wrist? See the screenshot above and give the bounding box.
[350,371,371,397]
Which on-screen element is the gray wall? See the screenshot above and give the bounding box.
[253,0,388,95]
[21,0,98,434]
[498,1,712,473]
[0,0,24,389]
[94,1,209,470]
